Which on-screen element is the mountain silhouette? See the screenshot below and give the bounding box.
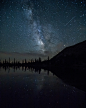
[48,40,86,91]
[50,40,86,67]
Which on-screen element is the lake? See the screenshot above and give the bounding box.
[0,67,86,108]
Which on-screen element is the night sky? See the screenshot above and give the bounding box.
[0,0,86,60]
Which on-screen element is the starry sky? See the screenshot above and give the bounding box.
[0,0,86,60]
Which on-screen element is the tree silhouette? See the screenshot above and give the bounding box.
[48,56,49,61]
[9,58,10,64]
[14,58,15,64]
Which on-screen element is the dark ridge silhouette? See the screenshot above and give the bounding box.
[0,40,86,91]
[49,40,86,91]
[50,40,86,65]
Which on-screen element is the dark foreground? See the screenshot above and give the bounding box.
[0,68,86,108]
[0,64,86,92]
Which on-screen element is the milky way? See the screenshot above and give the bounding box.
[0,0,86,58]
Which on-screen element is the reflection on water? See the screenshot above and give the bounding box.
[0,67,86,108]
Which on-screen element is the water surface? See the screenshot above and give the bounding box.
[0,67,86,108]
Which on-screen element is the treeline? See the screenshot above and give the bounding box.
[0,56,50,67]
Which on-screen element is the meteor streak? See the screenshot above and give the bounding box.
[65,16,76,26]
